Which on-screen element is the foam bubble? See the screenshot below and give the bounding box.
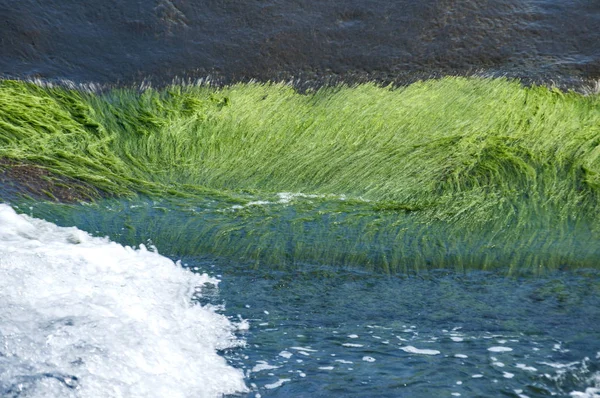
[290,346,317,352]
[252,361,280,373]
[569,388,600,398]
[488,346,513,352]
[400,346,441,356]
[264,379,290,389]
[279,351,293,359]
[540,361,581,369]
[0,204,247,397]
[516,363,537,372]
[515,389,531,398]
[569,372,600,398]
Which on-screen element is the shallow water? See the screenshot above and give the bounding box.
[3,200,599,397]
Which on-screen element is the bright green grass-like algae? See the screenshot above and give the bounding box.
[1,77,599,274]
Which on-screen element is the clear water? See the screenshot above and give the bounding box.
[192,260,600,397]
[2,201,600,397]
[206,261,600,397]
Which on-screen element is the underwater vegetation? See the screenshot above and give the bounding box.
[1,77,599,273]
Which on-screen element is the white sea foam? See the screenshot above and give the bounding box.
[400,346,441,355]
[570,387,600,398]
[276,192,344,204]
[290,346,317,352]
[264,379,290,389]
[570,372,600,398]
[0,204,247,397]
[251,361,280,373]
[515,389,531,398]
[516,363,537,372]
[247,201,272,206]
[488,346,513,352]
[539,361,581,369]
[279,351,293,359]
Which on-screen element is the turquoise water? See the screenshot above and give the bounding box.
[13,198,600,397]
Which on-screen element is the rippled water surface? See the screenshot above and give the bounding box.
[212,262,600,397]
[1,0,598,87]
[1,0,599,395]
[5,200,598,397]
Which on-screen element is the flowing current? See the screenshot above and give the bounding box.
[1,201,600,397]
[0,204,247,397]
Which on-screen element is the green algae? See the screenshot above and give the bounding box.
[1,77,599,273]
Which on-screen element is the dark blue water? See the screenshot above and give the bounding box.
[1,0,598,89]
[208,262,600,397]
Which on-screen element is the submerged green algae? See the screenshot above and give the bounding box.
[1,78,599,273]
